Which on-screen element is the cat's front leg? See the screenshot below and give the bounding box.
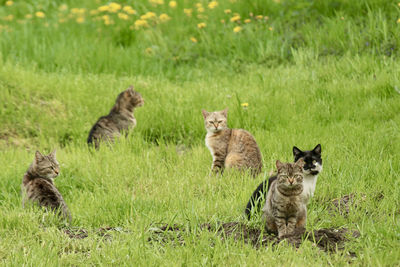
[211,152,225,175]
[275,217,287,238]
[286,216,297,236]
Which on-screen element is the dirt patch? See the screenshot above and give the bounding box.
[148,222,360,253]
[63,226,130,240]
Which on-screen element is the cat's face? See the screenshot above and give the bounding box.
[32,150,60,179]
[116,86,144,110]
[276,159,304,190]
[202,109,228,133]
[293,144,322,176]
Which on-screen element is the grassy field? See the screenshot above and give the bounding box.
[1,0,400,266]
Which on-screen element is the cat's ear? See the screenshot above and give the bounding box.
[202,109,209,119]
[313,144,321,155]
[49,149,57,158]
[292,146,303,158]
[221,108,228,117]
[34,151,43,162]
[295,158,305,167]
[276,160,283,170]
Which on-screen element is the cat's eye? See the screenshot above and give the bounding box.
[218,121,223,123]
[208,121,214,124]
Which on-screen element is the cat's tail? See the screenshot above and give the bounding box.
[244,178,270,220]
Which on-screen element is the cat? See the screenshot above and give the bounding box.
[262,159,306,238]
[245,144,322,219]
[202,108,263,177]
[22,150,71,222]
[87,85,144,149]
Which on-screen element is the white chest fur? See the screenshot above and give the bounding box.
[205,133,214,159]
[301,174,318,204]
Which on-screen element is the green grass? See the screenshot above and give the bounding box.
[1,0,400,266]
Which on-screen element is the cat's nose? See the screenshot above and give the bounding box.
[288,178,294,184]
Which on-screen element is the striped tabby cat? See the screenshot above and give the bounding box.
[22,150,71,222]
[262,159,306,238]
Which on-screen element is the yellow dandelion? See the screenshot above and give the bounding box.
[118,12,129,20]
[195,3,202,8]
[208,1,218,9]
[145,47,153,54]
[233,26,241,33]
[109,2,122,12]
[98,5,109,12]
[123,6,136,15]
[198,7,205,12]
[397,18,400,23]
[90,10,99,15]
[6,1,13,6]
[184,8,193,17]
[135,19,149,29]
[59,4,68,11]
[398,2,400,7]
[197,22,206,29]
[224,9,232,14]
[340,16,344,20]
[25,14,33,19]
[35,12,45,18]
[4,15,13,21]
[268,27,273,31]
[230,15,240,22]
[159,13,171,22]
[71,8,86,15]
[190,37,197,43]
[141,12,156,20]
[241,103,249,107]
[76,17,85,23]
[244,19,251,23]
[169,1,177,8]
[149,0,164,5]
[256,15,263,20]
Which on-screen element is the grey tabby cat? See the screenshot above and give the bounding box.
[87,85,144,149]
[22,150,71,222]
[202,108,263,177]
[262,159,306,238]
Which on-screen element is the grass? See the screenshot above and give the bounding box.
[1,0,400,266]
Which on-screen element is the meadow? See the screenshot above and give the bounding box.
[0,0,400,265]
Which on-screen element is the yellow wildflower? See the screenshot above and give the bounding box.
[59,4,68,11]
[208,1,218,9]
[233,26,241,33]
[118,12,129,20]
[241,103,249,107]
[268,27,273,31]
[76,17,85,23]
[197,22,206,29]
[244,19,251,23]
[397,18,400,23]
[224,9,232,14]
[198,7,205,12]
[141,12,156,20]
[169,1,177,8]
[149,0,164,5]
[35,12,45,18]
[190,37,197,43]
[71,8,86,15]
[5,1,13,6]
[145,47,153,54]
[109,2,122,12]
[340,16,344,20]
[195,3,202,8]
[25,14,33,19]
[135,19,149,29]
[123,6,136,14]
[159,13,171,22]
[256,15,263,19]
[184,8,192,17]
[4,15,13,21]
[230,15,240,22]
[398,3,400,7]
[220,19,225,23]
[98,5,109,12]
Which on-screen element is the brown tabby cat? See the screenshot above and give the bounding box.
[87,85,144,149]
[262,159,306,238]
[22,150,71,222]
[202,108,263,177]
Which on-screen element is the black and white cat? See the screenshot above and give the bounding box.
[245,144,322,220]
